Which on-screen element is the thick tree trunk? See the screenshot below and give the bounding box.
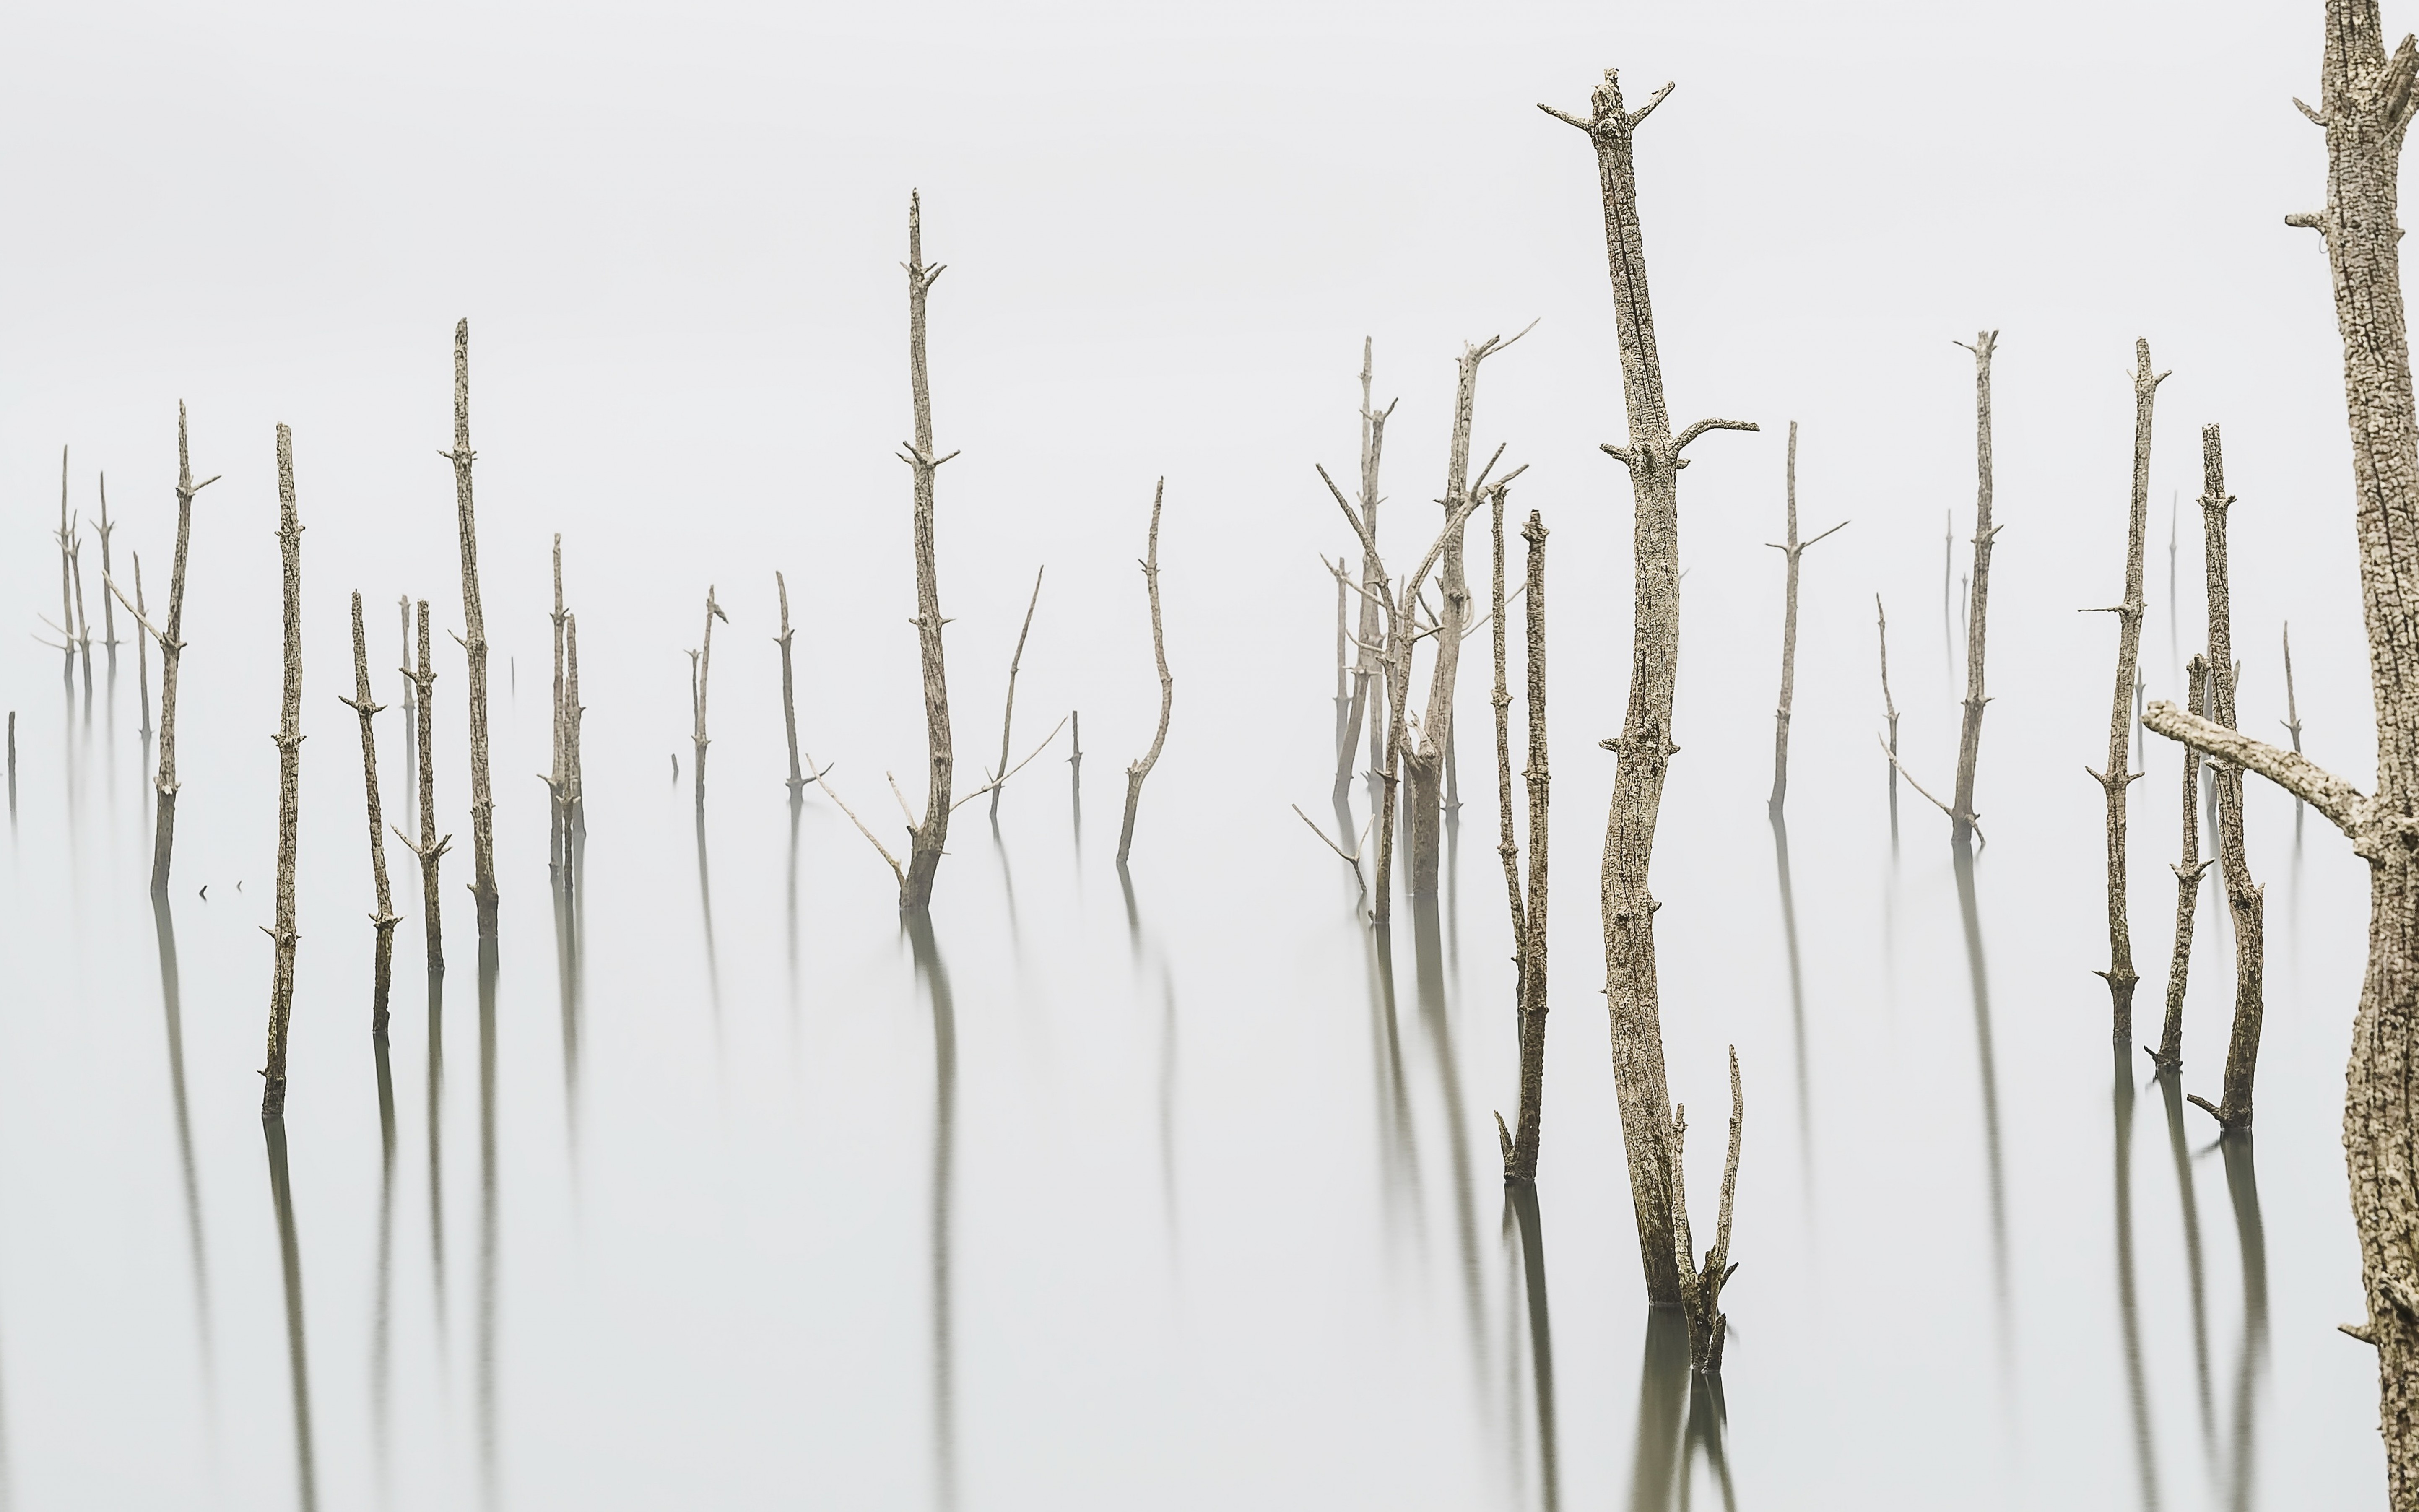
[1542,68,1754,1342]
[1950,332,2000,843]
[445,321,499,938]
[2095,342,2164,1043]
[261,426,305,1120]
[900,193,955,913]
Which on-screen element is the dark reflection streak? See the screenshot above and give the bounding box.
[552,871,582,1166]
[475,938,501,1511]
[2112,1050,2163,1510]
[2221,1135,2268,1512]
[1769,811,1814,1185]
[1411,898,1486,1415]
[1366,925,1424,1250]
[372,1034,398,1507]
[150,895,216,1392]
[1507,1186,1560,1512]
[426,968,450,1342]
[1625,1309,1686,1511]
[905,915,959,1512]
[2156,1071,2216,1457]
[262,1120,319,1512]
[991,813,1021,954]
[1951,838,2011,1343]
[1119,866,1179,1244]
[1445,809,1461,981]
[785,793,803,1043]
[1681,1373,1738,1512]
[694,805,723,1039]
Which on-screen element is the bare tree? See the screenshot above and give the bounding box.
[441,320,499,938]
[392,600,451,976]
[899,192,957,913]
[1766,421,1846,812]
[777,572,806,802]
[2151,657,2213,1070]
[1541,68,1755,1361]
[398,595,416,821]
[260,426,305,1120]
[1406,330,1527,897]
[2177,426,2267,1129]
[2092,341,2168,1045]
[1333,340,1396,808]
[549,535,569,873]
[1490,495,1552,1183]
[94,475,120,657]
[689,585,728,812]
[990,567,1045,818]
[1117,483,1172,867]
[135,556,153,742]
[1877,595,1900,825]
[2138,10,2419,1490]
[564,609,583,844]
[1949,331,2001,844]
[342,591,401,1034]
[107,406,216,896]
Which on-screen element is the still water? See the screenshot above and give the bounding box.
[0,522,2388,1510]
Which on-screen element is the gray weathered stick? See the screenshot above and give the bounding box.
[777,572,805,800]
[442,320,499,937]
[393,600,451,976]
[54,446,75,684]
[1767,420,1846,811]
[1949,330,2001,843]
[991,566,1045,818]
[690,585,727,813]
[95,475,120,655]
[1877,595,1900,821]
[135,555,153,742]
[2092,341,2167,1044]
[550,535,569,873]
[1336,340,1396,804]
[1489,492,1553,1184]
[150,407,214,894]
[260,425,305,1120]
[2152,657,2213,1070]
[343,590,402,1035]
[1117,482,1172,867]
[1542,67,1754,1352]
[564,609,583,839]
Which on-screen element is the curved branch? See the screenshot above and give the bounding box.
[2142,699,2364,835]
[1674,417,1759,457]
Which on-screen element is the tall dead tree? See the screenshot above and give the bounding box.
[1766,421,1846,812]
[343,592,401,1035]
[1950,331,2001,844]
[2151,657,2214,1070]
[1490,494,1553,1183]
[1542,68,1755,1363]
[122,406,215,896]
[899,192,956,913]
[393,601,450,976]
[2140,9,2419,1492]
[2092,341,2168,1045]
[260,426,306,1120]
[1877,595,1900,822]
[689,585,727,812]
[442,320,499,938]
[53,446,75,684]
[564,610,583,843]
[398,596,416,821]
[777,572,806,802]
[1117,482,1172,867]
[1335,340,1396,806]
[1407,330,1525,897]
[94,476,120,659]
[2179,426,2268,1130]
[549,536,569,874]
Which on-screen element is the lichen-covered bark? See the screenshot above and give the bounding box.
[2095,343,2164,1043]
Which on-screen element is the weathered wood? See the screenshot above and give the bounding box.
[2092,342,2166,1044]
[777,572,805,799]
[2152,658,2214,1070]
[1489,491,1553,1183]
[1950,332,2001,843]
[151,406,214,894]
[689,585,727,813]
[342,591,401,1036]
[1767,421,1845,812]
[1117,483,1172,867]
[443,320,499,937]
[1877,595,1900,827]
[261,425,306,1120]
[991,566,1045,818]
[900,192,955,913]
[392,600,451,976]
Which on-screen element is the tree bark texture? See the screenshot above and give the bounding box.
[2154,658,2213,1070]
[261,425,305,1120]
[900,192,955,913]
[2139,10,2419,1493]
[2187,426,2267,1130]
[2095,341,2166,1044]
[344,591,401,1036]
[564,610,583,842]
[550,535,568,874]
[1489,491,1552,1183]
[445,320,499,938]
[1117,481,1172,867]
[1542,67,1755,1315]
[401,600,450,977]
[1950,331,2000,844]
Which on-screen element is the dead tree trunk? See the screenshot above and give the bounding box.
[899,192,956,914]
[443,320,499,938]
[1408,331,1524,896]
[2139,10,2419,1491]
[395,600,450,976]
[343,591,401,1035]
[564,610,583,842]
[260,425,305,1120]
[777,572,806,801]
[1117,482,1172,867]
[150,406,213,895]
[1950,331,2001,844]
[689,585,727,813]
[549,536,568,875]
[1877,595,1900,826]
[1541,68,1755,1350]
[2182,426,2267,1129]
[54,446,75,686]
[135,556,153,742]
[1669,1048,1744,1371]
[2153,657,2214,1070]
[1767,421,1845,812]
[398,595,416,823]
[94,476,120,658]
[1335,339,1394,806]
[991,566,1044,818]
[1490,491,1552,1183]
[2094,341,2167,1044]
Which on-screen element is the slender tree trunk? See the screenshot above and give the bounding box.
[992,567,1045,818]
[2154,657,2214,1070]
[261,425,306,1120]
[94,476,120,656]
[550,536,568,875]
[1117,481,1172,867]
[1541,68,1755,1340]
[1950,332,2000,843]
[777,572,806,800]
[56,446,75,687]
[900,192,955,913]
[398,595,416,825]
[1490,491,1553,1183]
[2186,425,2267,1129]
[151,405,212,896]
[7,711,16,828]
[402,601,450,976]
[564,610,583,842]
[1767,422,1845,813]
[2096,342,2166,1043]
[1877,595,1901,831]
[1336,339,1392,807]
[444,320,499,938]
[135,556,153,743]
[2138,11,2419,1492]
[690,586,726,814]
[344,592,401,1036]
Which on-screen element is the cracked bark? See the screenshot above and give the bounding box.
[1542,68,1754,1352]
[260,426,305,1120]
[150,405,213,896]
[2094,342,2166,1044]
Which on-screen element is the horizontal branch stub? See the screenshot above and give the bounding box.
[2286,211,2329,233]
[2142,699,2371,841]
